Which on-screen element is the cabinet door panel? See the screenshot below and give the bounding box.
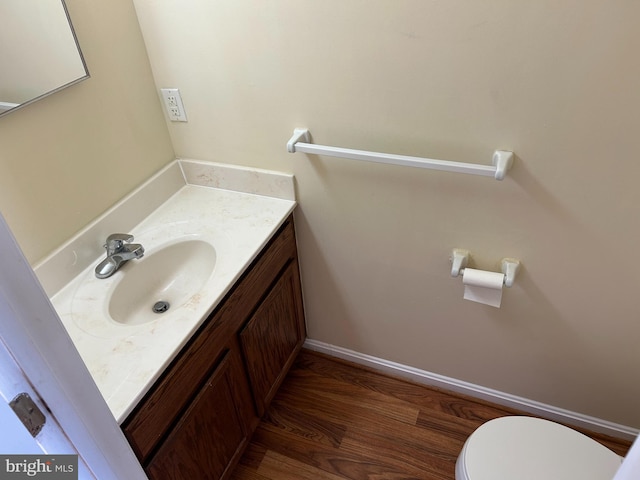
[240,263,304,415]
[146,351,246,480]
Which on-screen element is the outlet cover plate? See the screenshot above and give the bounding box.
[160,88,187,122]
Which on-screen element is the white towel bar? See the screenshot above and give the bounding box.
[287,128,514,180]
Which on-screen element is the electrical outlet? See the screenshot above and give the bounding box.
[160,88,187,122]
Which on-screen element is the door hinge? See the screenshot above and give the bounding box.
[9,392,46,437]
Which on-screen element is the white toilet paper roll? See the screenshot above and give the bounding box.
[462,268,505,308]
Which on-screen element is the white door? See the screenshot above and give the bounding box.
[0,336,94,477]
[0,213,148,480]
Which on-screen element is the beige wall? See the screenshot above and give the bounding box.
[0,0,174,263]
[133,0,640,427]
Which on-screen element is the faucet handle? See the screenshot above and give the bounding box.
[104,233,134,254]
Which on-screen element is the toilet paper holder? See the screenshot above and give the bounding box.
[450,249,520,287]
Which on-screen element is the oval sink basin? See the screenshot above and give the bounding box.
[108,240,216,326]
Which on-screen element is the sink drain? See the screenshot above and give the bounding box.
[152,300,170,314]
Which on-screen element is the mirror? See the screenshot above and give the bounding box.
[0,0,89,117]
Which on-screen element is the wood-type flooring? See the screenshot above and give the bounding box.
[231,349,632,480]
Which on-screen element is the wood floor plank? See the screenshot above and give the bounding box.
[252,422,451,480]
[233,444,267,470]
[250,421,424,479]
[231,349,633,480]
[294,351,634,454]
[283,363,423,424]
[274,378,420,427]
[339,426,456,479]
[271,386,463,461]
[230,464,271,480]
[267,390,459,476]
[293,351,519,420]
[415,408,494,444]
[261,401,347,448]
[257,450,347,480]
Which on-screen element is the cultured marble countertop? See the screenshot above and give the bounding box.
[46,160,296,423]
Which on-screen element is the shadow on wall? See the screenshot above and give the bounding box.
[293,207,363,346]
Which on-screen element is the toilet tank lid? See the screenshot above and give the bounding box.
[460,416,622,480]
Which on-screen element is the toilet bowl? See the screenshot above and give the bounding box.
[456,416,622,480]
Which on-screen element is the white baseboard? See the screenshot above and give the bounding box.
[304,339,639,442]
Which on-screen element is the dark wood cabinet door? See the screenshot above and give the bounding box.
[146,350,246,480]
[239,262,304,416]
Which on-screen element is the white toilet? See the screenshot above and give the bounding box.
[456,416,623,480]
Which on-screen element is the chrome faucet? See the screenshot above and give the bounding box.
[94,233,145,279]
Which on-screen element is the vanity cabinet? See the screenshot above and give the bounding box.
[121,215,305,480]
